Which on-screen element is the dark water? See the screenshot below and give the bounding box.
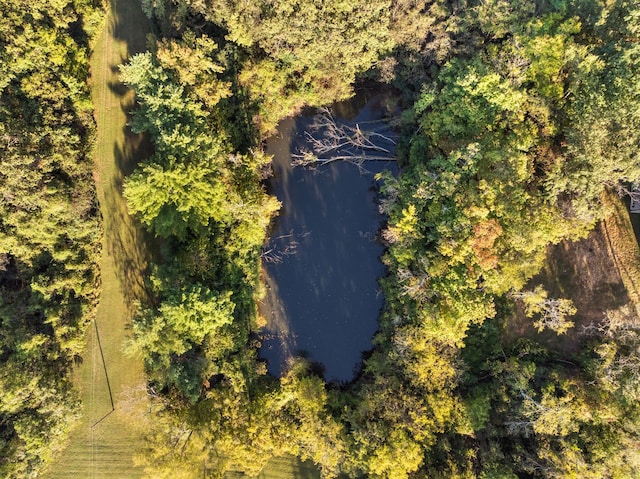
[259,95,397,382]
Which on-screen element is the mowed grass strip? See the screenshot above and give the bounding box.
[45,0,152,477]
[601,190,640,315]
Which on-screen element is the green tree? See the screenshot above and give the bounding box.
[169,0,394,132]
[0,0,101,475]
[547,0,640,220]
[124,158,232,239]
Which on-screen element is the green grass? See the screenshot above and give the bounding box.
[600,190,640,316]
[45,0,153,477]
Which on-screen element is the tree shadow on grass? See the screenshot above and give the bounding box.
[95,0,155,312]
[110,0,154,53]
[103,57,157,311]
[225,455,321,479]
[102,138,153,310]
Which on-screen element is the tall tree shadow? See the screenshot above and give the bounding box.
[93,0,155,310]
[103,139,153,309]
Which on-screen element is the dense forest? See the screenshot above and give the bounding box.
[0,0,102,477]
[2,0,640,478]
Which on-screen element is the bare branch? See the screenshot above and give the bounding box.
[510,286,576,334]
[292,106,398,167]
[260,230,303,263]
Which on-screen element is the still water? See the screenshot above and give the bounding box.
[259,95,396,382]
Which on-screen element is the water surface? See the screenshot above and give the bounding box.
[259,96,396,382]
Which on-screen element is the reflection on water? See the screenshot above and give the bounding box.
[261,267,297,362]
[259,94,397,382]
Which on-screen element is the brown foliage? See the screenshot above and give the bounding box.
[472,218,503,269]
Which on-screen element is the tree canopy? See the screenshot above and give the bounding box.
[124,0,640,477]
[0,0,101,476]
[4,0,640,477]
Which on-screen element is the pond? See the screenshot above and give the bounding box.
[258,94,397,382]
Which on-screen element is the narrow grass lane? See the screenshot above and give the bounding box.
[46,1,152,477]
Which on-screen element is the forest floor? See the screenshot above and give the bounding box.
[45,0,153,477]
[507,190,640,353]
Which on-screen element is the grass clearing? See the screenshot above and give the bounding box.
[506,191,640,352]
[45,0,152,477]
[601,191,640,315]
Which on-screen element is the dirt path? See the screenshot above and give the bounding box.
[45,1,152,477]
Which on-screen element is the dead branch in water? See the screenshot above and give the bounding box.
[292,107,398,167]
[260,230,302,263]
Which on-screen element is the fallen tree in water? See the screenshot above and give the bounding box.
[292,107,398,166]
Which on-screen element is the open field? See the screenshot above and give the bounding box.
[45,0,152,477]
[507,191,640,352]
